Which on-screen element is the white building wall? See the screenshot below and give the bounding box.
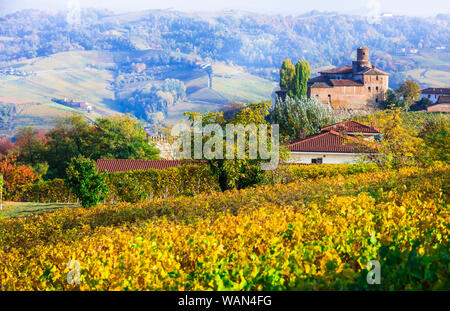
[289,152,366,164]
[419,94,440,104]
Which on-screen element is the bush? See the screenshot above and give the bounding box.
[103,164,220,203]
[15,179,76,203]
[65,156,107,208]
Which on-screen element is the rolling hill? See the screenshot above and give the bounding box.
[0,50,276,136]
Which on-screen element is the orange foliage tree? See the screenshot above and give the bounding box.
[0,155,38,200]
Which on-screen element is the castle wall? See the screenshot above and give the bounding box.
[310,85,384,109]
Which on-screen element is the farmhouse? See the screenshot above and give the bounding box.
[287,120,380,164]
[420,87,450,104]
[307,47,389,113]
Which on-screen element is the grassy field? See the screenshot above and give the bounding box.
[0,202,79,218]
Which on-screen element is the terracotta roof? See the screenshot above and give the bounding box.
[437,95,450,104]
[321,120,380,134]
[96,159,201,173]
[288,130,377,153]
[309,81,332,88]
[319,66,353,74]
[330,79,364,87]
[356,67,389,76]
[421,87,450,95]
[427,103,450,113]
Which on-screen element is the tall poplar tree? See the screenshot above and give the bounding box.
[293,60,311,99]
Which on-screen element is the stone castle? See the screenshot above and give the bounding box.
[307,47,389,115]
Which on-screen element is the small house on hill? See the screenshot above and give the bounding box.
[419,87,450,104]
[287,120,380,164]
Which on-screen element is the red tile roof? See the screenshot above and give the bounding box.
[330,79,364,87]
[288,130,377,153]
[355,67,389,76]
[96,159,201,173]
[319,66,353,74]
[438,95,450,104]
[321,120,380,134]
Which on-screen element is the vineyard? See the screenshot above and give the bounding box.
[0,163,448,290]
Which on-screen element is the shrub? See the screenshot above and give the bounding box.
[65,156,107,208]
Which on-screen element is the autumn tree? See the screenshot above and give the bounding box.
[65,156,107,208]
[0,155,38,200]
[0,138,13,155]
[395,79,421,110]
[12,127,46,167]
[363,108,426,168]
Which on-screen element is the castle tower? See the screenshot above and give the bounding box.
[356,47,370,67]
[352,46,371,73]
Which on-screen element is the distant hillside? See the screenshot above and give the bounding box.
[0,49,276,136]
[0,9,449,135]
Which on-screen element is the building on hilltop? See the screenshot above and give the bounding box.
[307,47,389,114]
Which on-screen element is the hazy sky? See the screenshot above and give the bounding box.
[0,0,449,16]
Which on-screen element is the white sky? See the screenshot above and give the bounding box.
[0,0,449,16]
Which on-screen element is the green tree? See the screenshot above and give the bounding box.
[382,89,404,109]
[270,96,337,140]
[185,101,286,191]
[65,156,107,208]
[41,114,160,179]
[279,59,295,91]
[293,60,311,99]
[395,80,421,110]
[12,127,46,170]
[91,114,160,160]
[44,115,93,179]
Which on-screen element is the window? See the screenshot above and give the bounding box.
[368,86,371,92]
[376,76,379,81]
[376,86,379,91]
[376,98,379,103]
[311,158,323,164]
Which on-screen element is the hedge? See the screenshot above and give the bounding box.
[102,164,220,203]
[12,163,380,204]
[15,179,76,203]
